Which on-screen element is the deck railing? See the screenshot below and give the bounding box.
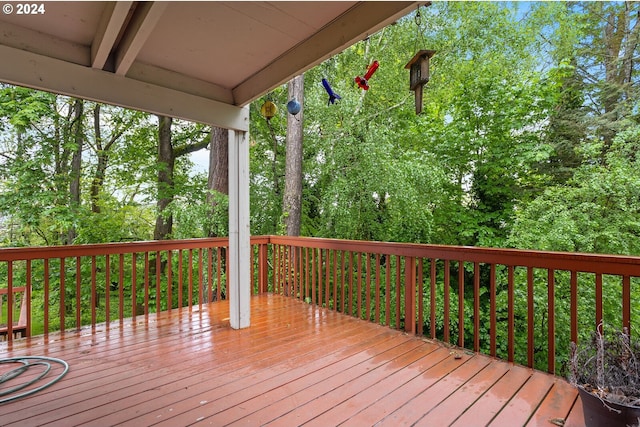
[0,238,268,340]
[1,235,638,375]
[268,236,640,374]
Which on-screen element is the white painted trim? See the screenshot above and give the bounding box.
[0,21,89,66]
[127,62,234,105]
[115,2,168,76]
[0,44,249,131]
[228,127,251,329]
[92,1,134,69]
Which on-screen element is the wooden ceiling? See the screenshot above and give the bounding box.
[0,1,418,129]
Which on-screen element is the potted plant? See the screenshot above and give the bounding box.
[569,325,640,426]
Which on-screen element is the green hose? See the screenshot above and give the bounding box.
[0,356,69,404]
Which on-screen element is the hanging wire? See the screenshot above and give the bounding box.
[414,5,427,52]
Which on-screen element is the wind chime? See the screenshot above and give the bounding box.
[405,6,435,114]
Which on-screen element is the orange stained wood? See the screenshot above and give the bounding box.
[0,294,583,426]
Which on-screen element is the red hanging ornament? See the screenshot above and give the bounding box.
[355,60,379,90]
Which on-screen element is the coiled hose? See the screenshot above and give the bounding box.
[0,356,69,404]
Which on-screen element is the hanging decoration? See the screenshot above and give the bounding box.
[355,60,379,90]
[260,100,278,121]
[405,5,434,114]
[405,50,435,114]
[321,78,341,105]
[286,98,301,115]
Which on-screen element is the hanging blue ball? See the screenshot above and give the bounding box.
[287,99,301,115]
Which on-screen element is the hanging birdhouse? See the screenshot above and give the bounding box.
[260,100,278,121]
[405,50,435,114]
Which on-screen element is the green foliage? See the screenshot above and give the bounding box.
[508,127,640,256]
[0,2,637,255]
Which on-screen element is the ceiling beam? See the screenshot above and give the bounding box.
[0,44,249,131]
[127,62,235,105]
[115,1,168,76]
[0,21,89,66]
[232,1,418,106]
[92,1,134,69]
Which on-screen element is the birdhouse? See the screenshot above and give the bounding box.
[405,50,435,114]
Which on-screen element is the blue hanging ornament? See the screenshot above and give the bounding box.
[287,98,301,115]
[322,78,341,105]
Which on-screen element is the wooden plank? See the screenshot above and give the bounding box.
[249,340,435,427]
[413,358,512,426]
[342,352,480,426]
[301,346,451,427]
[91,2,133,69]
[488,371,555,426]
[5,301,359,425]
[450,364,533,427]
[525,379,578,427]
[106,321,395,426]
[374,356,492,426]
[0,295,584,427]
[152,334,414,426]
[114,2,168,75]
[563,394,586,427]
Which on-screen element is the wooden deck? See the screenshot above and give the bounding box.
[1,294,585,426]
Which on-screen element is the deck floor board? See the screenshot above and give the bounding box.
[0,294,581,426]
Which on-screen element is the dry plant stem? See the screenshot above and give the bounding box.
[596,325,604,393]
[570,323,640,407]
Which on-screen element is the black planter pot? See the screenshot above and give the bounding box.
[578,386,640,427]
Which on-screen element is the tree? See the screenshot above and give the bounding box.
[89,104,141,214]
[154,115,174,240]
[153,115,210,240]
[66,99,84,243]
[412,2,552,246]
[509,125,640,256]
[0,89,89,245]
[283,74,304,236]
[546,2,640,158]
[207,126,228,237]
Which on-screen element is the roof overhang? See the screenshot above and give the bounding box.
[0,1,419,130]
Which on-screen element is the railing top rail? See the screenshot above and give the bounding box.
[0,237,230,262]
[2,234,640,276]
[0,287,27,294]
[267,235,640,276]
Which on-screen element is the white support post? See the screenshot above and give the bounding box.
[228,127,251,329]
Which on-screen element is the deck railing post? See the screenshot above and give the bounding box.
[404,256,416,334]
[258,243,268,294]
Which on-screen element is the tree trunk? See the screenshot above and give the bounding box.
[154,115,174,240]
[599,1,639,152]
[90,104,129,213]
[154,116,210,241]
[67,99,84,244]
[283,74,304,236]
[207,126,229,237]
[90,104,105,213]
